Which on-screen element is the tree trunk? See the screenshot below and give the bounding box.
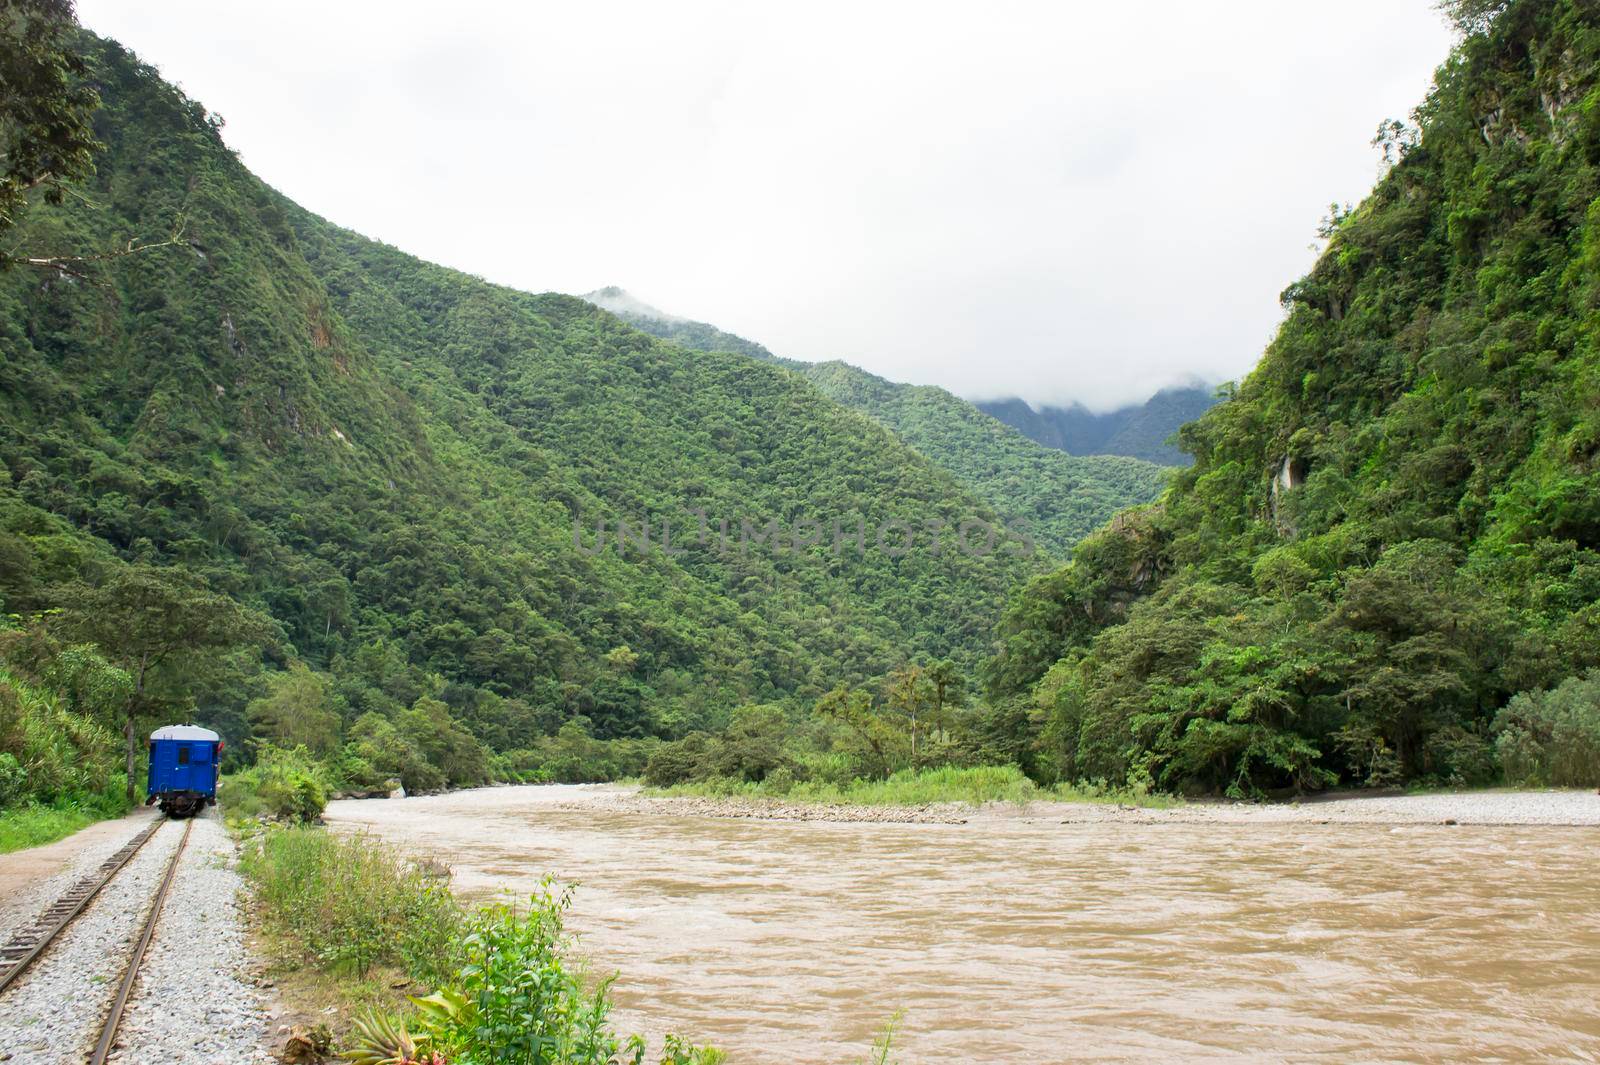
[124,712,136,804]
[127,653,148,805]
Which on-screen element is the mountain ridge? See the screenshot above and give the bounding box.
[976,386,1219,465]
[0,35,1036,756]
[581,288,1172,556]
[985,0,1600,795]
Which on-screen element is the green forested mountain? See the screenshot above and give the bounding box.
[977,386,1219,466]
[0,35,1035,763]
[988,0,1600,795]
[582,287,788,366]
[583,290,1170,557]
[795,362,1169,557]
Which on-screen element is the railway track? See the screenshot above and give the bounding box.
[0,815,194,1063]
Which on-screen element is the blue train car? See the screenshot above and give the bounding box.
[146,724,223,817]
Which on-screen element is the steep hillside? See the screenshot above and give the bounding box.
[586,290,1170,556]
[582,287,787,365]
[0,36,1034,752]
[988,0,1600,795]
[977,386,1219,465]
[796,362,1169,557]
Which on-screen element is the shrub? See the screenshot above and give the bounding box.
[502,724,657,784]
[710,704,791,782]
[0,780,130,854]
[652,763,1053,806]
[240,827,463,985]
[398,879,721,1065]
[1423,725,1497,788]
[0,667,120,806]
[0,753,25,807]
[761,765,797,795]
[642,732,714,787]
[399,697,491,790]
[1493,670,1600,787]
[226,744,330,823]
[344,712,442,795]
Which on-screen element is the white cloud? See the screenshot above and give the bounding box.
[76,0,1455,409]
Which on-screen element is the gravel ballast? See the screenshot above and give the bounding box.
[0,812,271,1065]
[105,813,271,1065]
[0,810,160,947]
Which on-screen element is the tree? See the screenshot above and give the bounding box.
[0,0,100,240]
[712,703,789,782]
[816,686,899,780]
[884,665,934,768]
[51,565,271,801]
[399,695,490,789]
[603,644,639,673]
[247,664,342,756]
[1437,0,1510,35]
[925,659,965,739]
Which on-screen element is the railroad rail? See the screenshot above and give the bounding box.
[89,817,193,1064]
[0,813,196,1064]
[0,817,165,996]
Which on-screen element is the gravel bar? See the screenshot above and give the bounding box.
[1044,787,1600,826]
[585,793,972,824]
[555,785,1600,827]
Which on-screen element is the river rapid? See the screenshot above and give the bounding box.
[325,785,1600,1063]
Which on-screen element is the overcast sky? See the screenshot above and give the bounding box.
[76,1,1455,411]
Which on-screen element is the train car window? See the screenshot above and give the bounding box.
[177,746,190,766]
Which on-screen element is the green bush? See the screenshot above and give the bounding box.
[642,732,714,787]
[226,745,330,823]
[399,697,491,790]
[404,879,720,1065]
[500,723,657,784]
[655,763,1046,806]
[0,753,25,807]
[709,704,791,782]
[1493,670,1600,787]
[0,780,131,854]
[240,826,463,986]
[0,667,120,806]
[339,712,430,792]
[1423,726,1497,788]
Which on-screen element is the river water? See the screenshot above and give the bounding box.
[326,787,1600,1063]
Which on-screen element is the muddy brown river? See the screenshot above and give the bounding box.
[326,786,1600,1063]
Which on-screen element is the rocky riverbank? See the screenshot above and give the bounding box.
[568,790,974,824]
[553,783,1600,827]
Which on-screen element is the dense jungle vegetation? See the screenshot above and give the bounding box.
[0,19,1057,822]
[589,290,1171,556]
[4,0,1600,829]
[988,0,1600,796]
[787,363,1169,558]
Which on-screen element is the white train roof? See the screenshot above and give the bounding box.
[149,724,221,742]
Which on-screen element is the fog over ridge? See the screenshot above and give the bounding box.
[76,0,1454,409]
